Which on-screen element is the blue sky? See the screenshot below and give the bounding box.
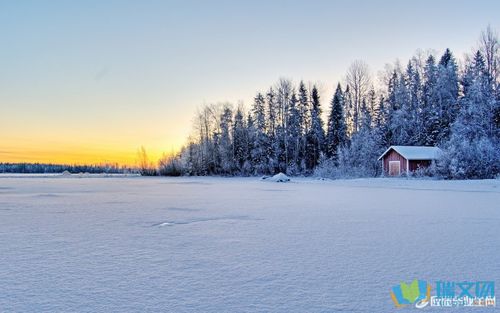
[1,0,499,164]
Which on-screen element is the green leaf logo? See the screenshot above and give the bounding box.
[400,279,420,303]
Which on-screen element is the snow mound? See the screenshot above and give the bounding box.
[61,170,72,177]
[264,172,290,182]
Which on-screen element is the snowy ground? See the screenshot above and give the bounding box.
[0,175,499,312]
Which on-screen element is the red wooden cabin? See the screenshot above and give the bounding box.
[378,146,442,176]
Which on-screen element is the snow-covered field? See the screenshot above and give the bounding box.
[0,176,499,312]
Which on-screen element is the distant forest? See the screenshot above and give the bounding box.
[151,26,499,179]
[0,163,133,174]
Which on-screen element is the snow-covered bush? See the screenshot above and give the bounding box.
[335,131,383,178]
[158,155,183,176]
[411,163,436,178]
[436,138,499,179]
[313,157,338,178]
[313,132,384,179]
[285,163,300,176]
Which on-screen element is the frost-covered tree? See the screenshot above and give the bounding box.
[345,60,371,133]
[438,51,500,179]
[335,104,383,178]
[287,91,302,173]
[219,105,234,174]
[326,83,347,160]
[423,55,440,145]
[343,84,354,137]
[298,81,310,170]
[245,113,256,174]
[478,25,499,88]
[406,59,425,144]
[457,51,496,140]
[435,48,459,143]
[366,87,378,128]
[382,70,400,145]
[389,71,412,145]
[275,79,293,172]
[266,88,278,173]
[251,93,269,174]
[232,107,247,173]
[305,85,325,170]
[373,95,389,148]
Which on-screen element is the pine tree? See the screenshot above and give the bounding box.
[326,83,347,160]
[219,106,234,174]
[439,50,500,179]
[455,51,495,141]
[359,98,372,132]
[266,88,278,173]
[287,91,301,173]
[232,107,247,173]
[423,55,440,145]
[298,81,310,171]
[374,95,388,148]
[275,79,293,173]
[367,87,378,128]
[251,93,269,174]
[343,85,354,137]
[435,48,459,143]
[406,59,424,144]
[390,71,411,145]
[383,71,399,145]
[245,113,256,174]
[306,85,325,169]
[336,101,381,178]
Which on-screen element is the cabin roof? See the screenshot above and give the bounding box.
[378,146,443,161]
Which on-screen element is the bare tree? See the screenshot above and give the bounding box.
[137,146,155,176]
[345,60,372,133]
[275,78,293,169]
[479,25,499,87]
[275,78,293,130]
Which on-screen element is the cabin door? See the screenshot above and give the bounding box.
[388,161,400,176]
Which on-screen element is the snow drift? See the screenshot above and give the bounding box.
[262,172,290,182]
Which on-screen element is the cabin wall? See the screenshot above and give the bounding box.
[383,150,407,175]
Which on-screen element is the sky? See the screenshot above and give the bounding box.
[1,0,499,166]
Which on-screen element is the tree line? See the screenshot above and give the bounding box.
[0,162,134,174]
[156,27,499,179]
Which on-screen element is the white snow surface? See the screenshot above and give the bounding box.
[378,145,443,160]
[0,176,499,312]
